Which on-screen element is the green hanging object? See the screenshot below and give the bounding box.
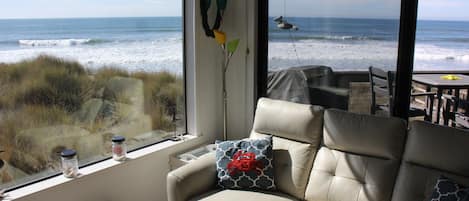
[217,0,228,10]
[227,39,240,54]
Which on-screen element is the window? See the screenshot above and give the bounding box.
[415,1,469,72]
[0,1,185,189]
[264,0,401,115]
[410,1,469,127]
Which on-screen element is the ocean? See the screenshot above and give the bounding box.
[0,17,183,73]
[268,17,469,71]
[0,17,468,73]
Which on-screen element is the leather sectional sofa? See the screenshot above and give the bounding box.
[167,98,469,201]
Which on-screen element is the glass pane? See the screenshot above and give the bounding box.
[267,0,401,116]
[0,1,184,189]
[412,1,469,127]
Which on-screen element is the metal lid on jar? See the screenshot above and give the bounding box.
[112,135,126,143]
[61,149,77,158]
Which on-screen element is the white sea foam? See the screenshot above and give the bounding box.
[2,37,469,73]
[269,40,399,71]
[413,44,469,71]
[297,35,375,42]
[18,39,93,47]
[414,44,469,61]
[268,39,469,71]
[0,37,183,74]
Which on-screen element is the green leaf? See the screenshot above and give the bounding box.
[227,39,240,54]
[217,0,227,10]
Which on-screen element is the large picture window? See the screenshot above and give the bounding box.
[0,1,185,189]
[265,0,401,114]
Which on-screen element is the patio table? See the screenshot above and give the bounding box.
[412,74,469,124]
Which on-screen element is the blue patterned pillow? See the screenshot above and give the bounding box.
[215,136,275,190]
[428,176,469,201]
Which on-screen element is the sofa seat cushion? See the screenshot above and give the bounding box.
[191,190,300,201]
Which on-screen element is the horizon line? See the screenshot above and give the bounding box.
[1,15,467,22]
[267,16,469,22]
[0,15,182,20]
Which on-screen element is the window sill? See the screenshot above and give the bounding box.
[5,135,198,200]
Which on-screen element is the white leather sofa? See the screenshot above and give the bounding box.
[167,98,469,201]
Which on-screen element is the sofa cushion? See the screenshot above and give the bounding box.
[191,189,300,201]
[250,98,324,199]
[252,98,324,144]
[428,176,469,201]
[402,121,469,175]
[305,109,407,201]
[391,121,469,201]
[322,109,407,160]
[251,133,317,199]
[215,136,275,190]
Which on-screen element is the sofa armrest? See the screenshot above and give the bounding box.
[167,152,217,201]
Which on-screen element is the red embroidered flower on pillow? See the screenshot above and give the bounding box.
[215,136,275,190]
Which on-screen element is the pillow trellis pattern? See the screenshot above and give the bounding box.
[429,176,469,201]
[215,136,275,190]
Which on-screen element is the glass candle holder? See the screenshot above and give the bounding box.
[61,149,78,178]
[112,135,127,161]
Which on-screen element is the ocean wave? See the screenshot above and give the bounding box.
[308,35,383,41]
[268,40,469,70]
[0,39,184,73]
[18,39,107,47]
[271,35,389,42]
[414,44,469,62]
[417,38,469,43]
[415,53,469,61]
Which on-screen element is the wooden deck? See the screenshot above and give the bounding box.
[348,82,467,125]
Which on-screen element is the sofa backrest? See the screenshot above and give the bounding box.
[391,121,469,201]
[305,109,407,201]
[250,98,324,199]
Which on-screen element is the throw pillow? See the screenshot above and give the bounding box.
[428,176,469,201]
[215,136,275,190]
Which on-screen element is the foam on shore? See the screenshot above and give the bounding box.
[18,39,96,47]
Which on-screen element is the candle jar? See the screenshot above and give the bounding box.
[61,149,78,178]
[112,135,127,161]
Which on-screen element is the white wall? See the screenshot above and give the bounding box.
[12,0,257,201]
[190,0,257,139]
[223,0,257,140]
[13,139,207,201]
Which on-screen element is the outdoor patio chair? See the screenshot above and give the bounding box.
[369,67,436,120]
[441,94,469,128]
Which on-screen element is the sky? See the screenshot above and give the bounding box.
[0,0,182,19]
[0,0,468,21]
[269,0,469,21]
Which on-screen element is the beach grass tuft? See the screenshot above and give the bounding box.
[0,55,184,158]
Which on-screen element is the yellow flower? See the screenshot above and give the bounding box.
[213,30,226,45]
[441,74,461,80]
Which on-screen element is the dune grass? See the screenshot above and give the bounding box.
[0,55,183,150]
